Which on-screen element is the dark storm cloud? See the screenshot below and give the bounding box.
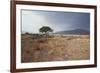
[22,9,90,33]
[34,10,90,31]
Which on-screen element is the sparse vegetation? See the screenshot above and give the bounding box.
[21,34,90,63]
[39,26,53,37]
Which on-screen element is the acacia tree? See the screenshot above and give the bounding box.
[39,26,53,37]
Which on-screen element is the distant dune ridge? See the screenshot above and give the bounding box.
[54,29,90,35]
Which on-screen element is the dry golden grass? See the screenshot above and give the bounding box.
[21,34,90,63]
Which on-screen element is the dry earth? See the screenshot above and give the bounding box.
[21,34,90,63]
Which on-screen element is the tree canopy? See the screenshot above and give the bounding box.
[39,26,53,34]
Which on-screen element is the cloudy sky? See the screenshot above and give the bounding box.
[21,9,90,33]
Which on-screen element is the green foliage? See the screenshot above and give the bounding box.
[25,32,30,35]
[39,26,53,34]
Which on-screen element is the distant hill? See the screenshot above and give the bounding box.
[54,29,90,35]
